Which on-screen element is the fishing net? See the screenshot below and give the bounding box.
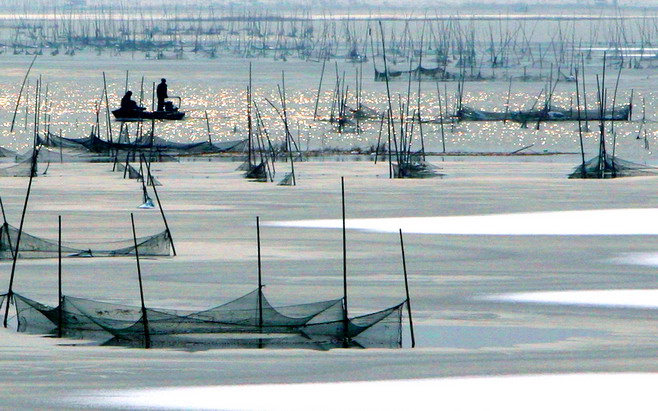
[0,156,36,177]
[115,162,143,180]
[15,147,101,163]
[302,303,405,348]
[12,289,405,350]
[374,65,449,81]
[0,223,171,259]
[235,160,251,171]
[39,133,247,156]
[0,147,16,157]
[277,172,295,186]
[244,161,268,181]
[568,153,657,179]
[458,105,631,122]
[456,106,510,121]
[113,162,162,186]
[347,104,382,120]
[393,153,441,179]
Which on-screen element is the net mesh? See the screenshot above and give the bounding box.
[0,156,36,177]
[278,172,294,186]
[568,153,657,179]
[244,161,268,181]
[375,65,449,81]
[394,153,441,179]
[0,223,171,259]
[115,162,143,180]
[39,133,247,157]
[457,105,631,122]
[0,147,15,157]
[13,289,405,350]
[114,162,162,186]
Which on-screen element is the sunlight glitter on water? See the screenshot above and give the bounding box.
[0,53,655,160]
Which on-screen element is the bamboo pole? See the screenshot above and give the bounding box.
[10,54,38,133]
[399,229,415,348]
[204,110,212,144]
[3,150,38,328]
[574,67,587,178]
[341,176,349,347]
[141,154,176,256]
[102,72,114,143]
[0,197,15,260]
[58,215,63,338]
[130,213,150,349]
[313,59,326,121]
[256,216,263,329]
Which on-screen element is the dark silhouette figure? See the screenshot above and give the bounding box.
[121,91,140,111]
[156,78,168,111]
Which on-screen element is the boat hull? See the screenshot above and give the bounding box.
[112,108,185,121]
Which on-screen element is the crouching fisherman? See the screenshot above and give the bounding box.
[121,91,143,111]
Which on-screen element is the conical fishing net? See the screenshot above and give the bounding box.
[568,153,657,179]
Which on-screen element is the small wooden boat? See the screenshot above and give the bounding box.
[112,98,185,121]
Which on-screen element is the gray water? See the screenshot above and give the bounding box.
[403,324,609,349]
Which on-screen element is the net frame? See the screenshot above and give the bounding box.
[12,290,406,349]
[0,223,171,259]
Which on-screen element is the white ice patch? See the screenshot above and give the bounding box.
[612,252,658,268]
[72,373,658,411]
[269,208,658,235]
[488,289,658,309]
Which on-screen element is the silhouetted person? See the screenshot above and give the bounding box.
[121,91,140,111]
[156,78,168,111]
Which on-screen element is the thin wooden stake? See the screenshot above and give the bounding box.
[313,59,326,121]
[58,215,63,338]
[399,229,415,348]
[0,197,15,262]
[256,216,263,328]
[3,150,38,327]
[341,177,349,346]
[102,72,114,143]
[10,54,37,133]
[204,110,212,144]
[130,213,150,349]
[141,154,176,256]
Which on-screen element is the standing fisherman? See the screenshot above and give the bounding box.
[156,78,168,111]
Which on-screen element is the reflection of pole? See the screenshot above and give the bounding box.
[3,151,37,328]
[58,216,63,338]
[257,216,263,329]
[131,213,150,349]
[341,177,349,346]
[399,229,415,348]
